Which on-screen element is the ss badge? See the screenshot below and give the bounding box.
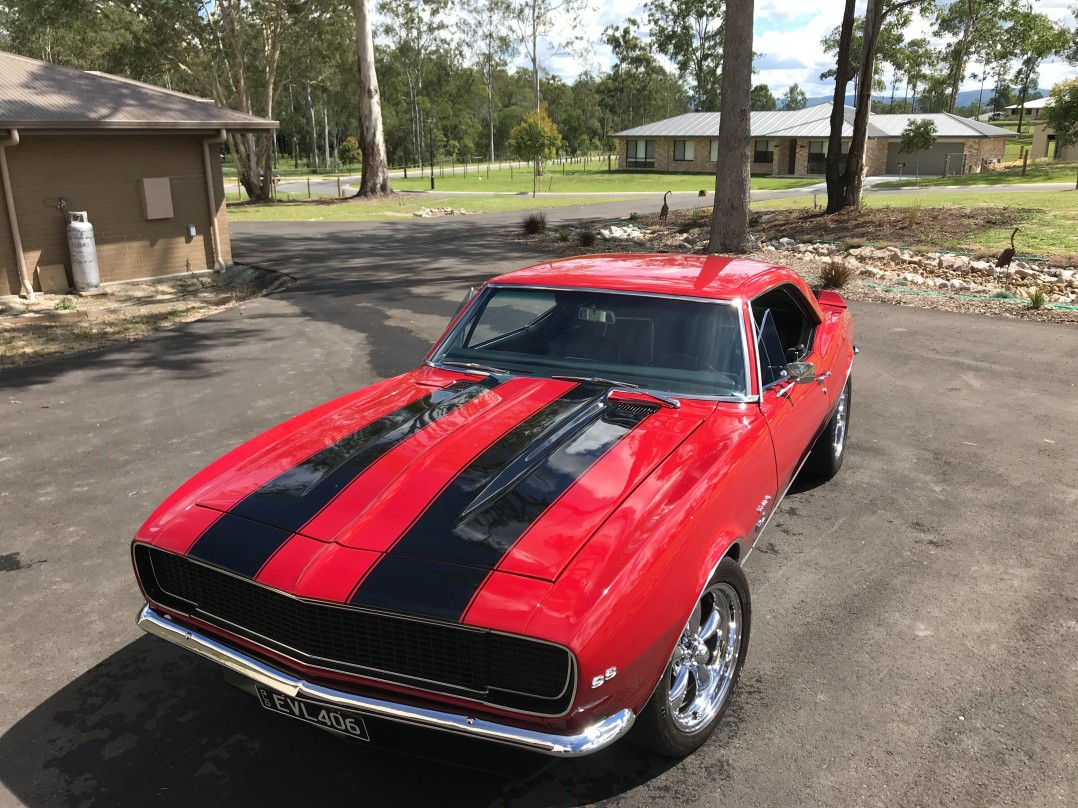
[591,667,618,689]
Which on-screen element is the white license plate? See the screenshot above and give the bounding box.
[256,686,370,740]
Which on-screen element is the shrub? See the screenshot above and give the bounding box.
[521,212,547,234]
[818,260,855,290]
[992,289,1015,299]
[53,298,76,311]
[627,211,640,221]
[556,228,573,242]
[577,229,597,248]
[1025,287,1049,309]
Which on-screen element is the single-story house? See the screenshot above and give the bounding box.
[0,50,277,298]
[1003,96,1053,120]
[1031,123,1078,161]
[612,103,1011,178]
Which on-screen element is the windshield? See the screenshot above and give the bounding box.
[432,286,749,397]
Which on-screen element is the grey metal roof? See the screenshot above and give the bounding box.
[869,112,1013,138]
[614,103,1011,140]
[0,51,277,131]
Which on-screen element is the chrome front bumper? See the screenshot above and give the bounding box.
[137,604,635,757]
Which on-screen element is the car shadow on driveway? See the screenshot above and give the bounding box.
[0,636,682,807]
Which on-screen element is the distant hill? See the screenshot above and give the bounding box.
[792,88,1049,110]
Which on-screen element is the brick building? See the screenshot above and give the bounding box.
[613,103,1010,179]
[0,51,276,298]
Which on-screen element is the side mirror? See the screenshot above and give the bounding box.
[786,361,815,384]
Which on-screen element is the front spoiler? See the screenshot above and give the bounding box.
[137,604,635,757]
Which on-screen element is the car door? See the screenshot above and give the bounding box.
[753,288,831,494]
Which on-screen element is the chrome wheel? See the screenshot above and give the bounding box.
[667,582,743,734]
[832,383,848,458]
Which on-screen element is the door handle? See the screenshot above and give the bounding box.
[815,371,832,384]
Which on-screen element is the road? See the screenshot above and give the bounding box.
[1,206,1076,807]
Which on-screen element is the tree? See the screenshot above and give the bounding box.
[354,0,391,195]
[1043,79,1078,188]
[825,0,932,213]
[465,0,517,162]
[898,118,937,182]
[647,0,726,111]
[1006,5,1068,134]
[932,0,1004,113]
[780,83,807,110]
[750,83,776,110]
[512,0,586,114]
[379,0,453,169]
[340,135,362,165]
[708,0,753,254]
[508,109,562,196]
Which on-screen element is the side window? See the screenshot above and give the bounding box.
[465,290,556,346]
[751,285,818,365]
[756,310,789,388]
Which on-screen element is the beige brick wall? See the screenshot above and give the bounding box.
[0,132,231,295]
[865,138,889,176]
[618,136,777,175]
[961,136,1006,172]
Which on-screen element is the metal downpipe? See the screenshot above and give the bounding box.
[0,129,34,301]
[202,128,227,271]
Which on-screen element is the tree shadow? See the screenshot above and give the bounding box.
[0,636,680,808]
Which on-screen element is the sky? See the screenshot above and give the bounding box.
[539,0,1078,100]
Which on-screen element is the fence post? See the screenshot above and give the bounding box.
[307,177,311,198]
[1021,151,1028,176]
[337,176,342,197]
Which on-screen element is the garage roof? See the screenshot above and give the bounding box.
[614,104,1013,140]
[0,50,277,131]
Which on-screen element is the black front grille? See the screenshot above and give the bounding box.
[135,545,573,714]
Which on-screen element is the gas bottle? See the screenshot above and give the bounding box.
[67,211,101,292]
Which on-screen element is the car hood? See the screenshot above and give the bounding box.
[139,369,715,622]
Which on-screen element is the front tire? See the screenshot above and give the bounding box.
[633,558,751,758]
[803,375,851,481]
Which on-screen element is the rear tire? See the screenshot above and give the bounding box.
[632,559,751,758]
[803,375,851,481]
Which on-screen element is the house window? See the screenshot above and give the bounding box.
[626,139,655,169]
[710,140,718,161]
[753,139,775,164]
[673,139,695,162]
[808,140,828,174]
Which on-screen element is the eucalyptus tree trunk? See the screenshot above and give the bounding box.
[843,0,883,208]
[354,0,391,195]
[707,0,755,254]
[825,0,857,213]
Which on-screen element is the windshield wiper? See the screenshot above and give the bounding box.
[552,375,680,409]
[439,360,516,376]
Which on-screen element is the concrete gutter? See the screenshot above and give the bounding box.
[0,129,35,301]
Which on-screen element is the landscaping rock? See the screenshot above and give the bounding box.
[778,237,798,248]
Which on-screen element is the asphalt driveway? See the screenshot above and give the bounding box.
[1,208,1075,807]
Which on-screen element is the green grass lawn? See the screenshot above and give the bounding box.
[225,193,640,222]
[751,190,1078,257]
[875,161,1078,189]
[389,166,819,194]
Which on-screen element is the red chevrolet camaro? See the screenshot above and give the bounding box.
[132,253,855,758]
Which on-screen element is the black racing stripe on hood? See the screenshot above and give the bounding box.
[349,387,656,621]
[187,377,500,577]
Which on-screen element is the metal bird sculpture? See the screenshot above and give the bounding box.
[660,191,671,228]
[996,227,1020,269]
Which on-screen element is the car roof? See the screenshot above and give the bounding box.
[489,253,815,303]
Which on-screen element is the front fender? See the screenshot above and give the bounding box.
[527,405,776,726]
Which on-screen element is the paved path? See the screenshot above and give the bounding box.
[1,208,1075,807]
